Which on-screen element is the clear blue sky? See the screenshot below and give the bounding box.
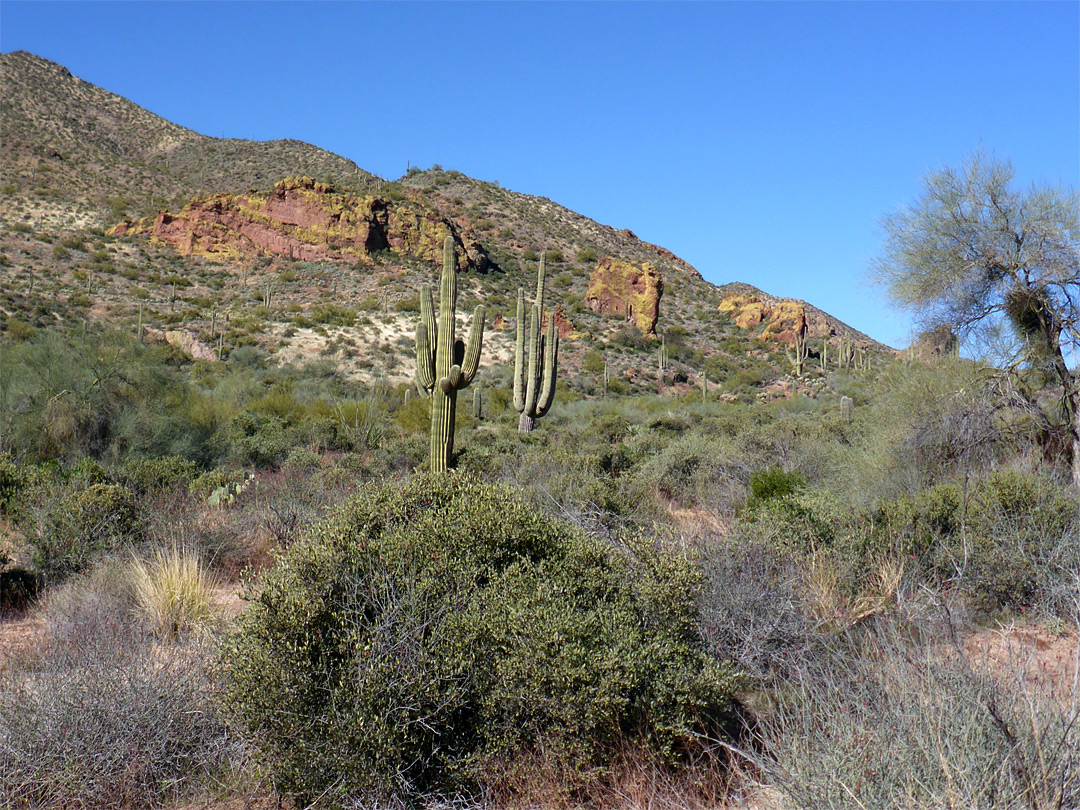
[3,1,1077,347]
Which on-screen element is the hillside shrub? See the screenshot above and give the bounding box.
[0,454,34,516]
[843,469,1078,614]
[222,475,742,805]
[29,482,147,580]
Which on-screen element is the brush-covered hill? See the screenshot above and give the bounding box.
[0,50,889,399]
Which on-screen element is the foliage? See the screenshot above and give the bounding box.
[27,481,147,581]
[222,475,742,804]
[872,150,1080,486]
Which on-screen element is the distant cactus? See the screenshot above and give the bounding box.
[473,386,482,420]
[514,253,558,433]
[838,335,853,370]
[786,330,809,377]
[841,395,853,421]
[415,237,485,472]
[603,360,609,399]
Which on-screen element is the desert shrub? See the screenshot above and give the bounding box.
[696,536,808,683]
[0,453,34,516]
[735,489,839,554]
[393,393,431,433]
[5,317,35,340]
[854,469,1079,614]
[111,455,198,496]
[631,433,745,513]
[223,475,742,805]
[0,568,234,808]
[28,482,147,580]
[282,446,321,471]
[224,412,289,467]
[746,465,805,507]
[191,467,250,499]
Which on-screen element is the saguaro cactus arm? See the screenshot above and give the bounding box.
[535,313,559,418]
[513,252,559,433]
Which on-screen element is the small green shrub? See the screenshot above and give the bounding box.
[223,476,742,804]
[30,483,146,580]
[112,455,198,496]
[0,455,34,516]
[746,465,805,509]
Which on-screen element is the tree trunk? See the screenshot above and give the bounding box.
[518,413,535,434]
[1072,395,1080,490]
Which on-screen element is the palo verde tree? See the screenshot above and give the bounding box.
[415,236,485,472]
[873,151,1080,485]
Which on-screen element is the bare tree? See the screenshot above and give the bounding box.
[873,151,1080,485]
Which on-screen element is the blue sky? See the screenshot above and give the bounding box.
[2,1,1077,347]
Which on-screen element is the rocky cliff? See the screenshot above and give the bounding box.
[110,177,489,271]
[585,258,663,336]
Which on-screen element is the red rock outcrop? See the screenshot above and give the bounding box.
[551,304,575,338]
[718,293,811,346]
[585,258,663,335]
[110,176,488,271]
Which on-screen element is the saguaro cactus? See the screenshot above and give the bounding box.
[514,254,558,433]
[786,329,809,377]
[415,237,485,472]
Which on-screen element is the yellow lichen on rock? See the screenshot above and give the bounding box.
[719,293,807,344]
[585,257,663,335]
[107,176,486,271]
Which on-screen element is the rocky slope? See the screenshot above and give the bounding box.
[0,50,890,398]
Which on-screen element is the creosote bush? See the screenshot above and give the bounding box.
[222,474,742,805]
[29,481,147,580]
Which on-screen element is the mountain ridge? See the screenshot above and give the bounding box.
[1,49,891,399]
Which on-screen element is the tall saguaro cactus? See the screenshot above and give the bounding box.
[415,237,485,472]
[514,254,558,433]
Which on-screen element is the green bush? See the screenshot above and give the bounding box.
[0,454,34,516]
[744,465,805,511]
[848,469,1078,613]
[111,455,198,496]
[223,475,742,804]
[30,483,146,580]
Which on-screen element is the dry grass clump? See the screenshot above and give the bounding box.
[128,545,217,640]
[749,611,1080,810]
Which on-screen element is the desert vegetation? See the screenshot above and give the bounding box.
[1,305,1077,808]
[0,54,1076,807]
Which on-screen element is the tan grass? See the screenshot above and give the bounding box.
[128,546,218,640]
